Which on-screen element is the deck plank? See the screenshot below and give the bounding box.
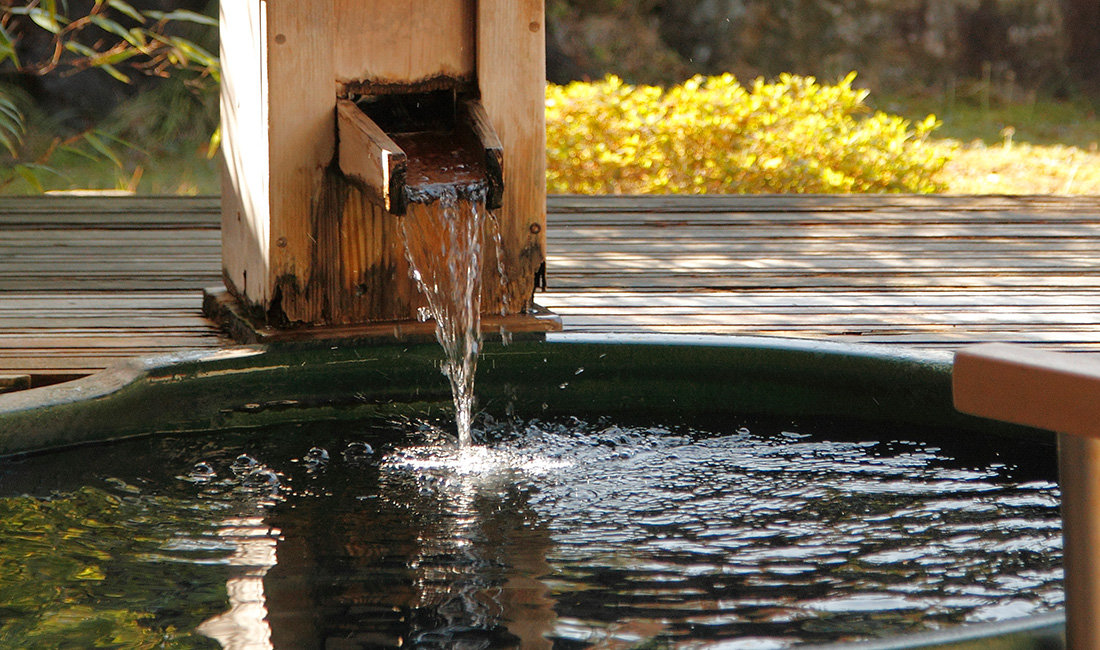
[4,193,1100,384]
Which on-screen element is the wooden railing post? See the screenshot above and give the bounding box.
[955,343,1100,649]
[1058,433,1100,649]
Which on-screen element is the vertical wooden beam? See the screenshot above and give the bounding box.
[219,0,269,305]
[478,0,547,313]
[220,0,335,321]
[1059,433,1100,650]
[265,0,336,323]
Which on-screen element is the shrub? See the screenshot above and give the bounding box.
[546,72,952,194]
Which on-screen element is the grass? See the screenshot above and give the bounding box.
[873,88,1100,194]
[5,144,219,195]
[4,80,1100,196]
[940,142,1100,194]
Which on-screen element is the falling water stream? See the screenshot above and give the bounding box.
[399,182,494,447]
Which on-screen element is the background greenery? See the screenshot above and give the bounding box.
[2,0,1098,195]
[0,0,218,193]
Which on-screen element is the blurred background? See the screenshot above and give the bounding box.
[1,0,1098,195]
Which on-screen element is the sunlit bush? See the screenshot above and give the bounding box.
[546,72,951,194]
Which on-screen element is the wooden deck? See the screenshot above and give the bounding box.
[540,194,1100,347]
[3,193,1100,387]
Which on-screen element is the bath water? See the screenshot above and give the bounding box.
[0,415,1062,649]
[399,183,495,448]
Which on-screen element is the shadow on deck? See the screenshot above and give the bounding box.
[3,193,1100,388]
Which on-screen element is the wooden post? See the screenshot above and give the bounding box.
[220,0,335,320]
[478,0,547,314]
[1058,433,1100,650]
[954,343,1100,649]
[218,0,554,331]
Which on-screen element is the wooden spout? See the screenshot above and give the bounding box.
[337,97,503,216]
[462,99,504,210]
[337,99,407,215]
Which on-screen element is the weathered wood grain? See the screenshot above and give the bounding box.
[478,0,547,313]
[337,99,408,214]
[333,0,476,94]
[5,193,1100,386]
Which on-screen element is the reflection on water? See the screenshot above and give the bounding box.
[195,518,280,650]
[514,421,1062,647]
[264,431,556,650]
[379,443,559,650]
[0,416,1064,649]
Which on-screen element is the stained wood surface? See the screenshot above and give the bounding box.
[333,0,476,94]
[4,193,1100,385]
[220,0,337,317]
[478,0,547,313]
[336,99,407,213]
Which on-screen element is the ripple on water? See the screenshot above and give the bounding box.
[0,415,1063,649]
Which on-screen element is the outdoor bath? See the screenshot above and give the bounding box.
[0,334,1070,649]
[0,0,1091,647]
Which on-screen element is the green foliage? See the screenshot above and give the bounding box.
[0,91,21,155]
[546,72,952,194]
[2,0,218,82]
[0,0,219,192]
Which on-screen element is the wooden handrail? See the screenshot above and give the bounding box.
[955,343,1100,649]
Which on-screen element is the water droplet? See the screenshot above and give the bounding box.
[559,382,569,389]
[575,367,585,375]
[232,454,259,474]
[190,462,217,481]
[344,441,375,460]
[417,306,432,322]
[242,468,280,488]
[304,447,329,466]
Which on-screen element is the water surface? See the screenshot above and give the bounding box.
[0,415,1062,649]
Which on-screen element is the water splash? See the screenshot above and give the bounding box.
[399,184,493,447]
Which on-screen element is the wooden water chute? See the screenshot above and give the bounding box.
[217,0,553,334]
